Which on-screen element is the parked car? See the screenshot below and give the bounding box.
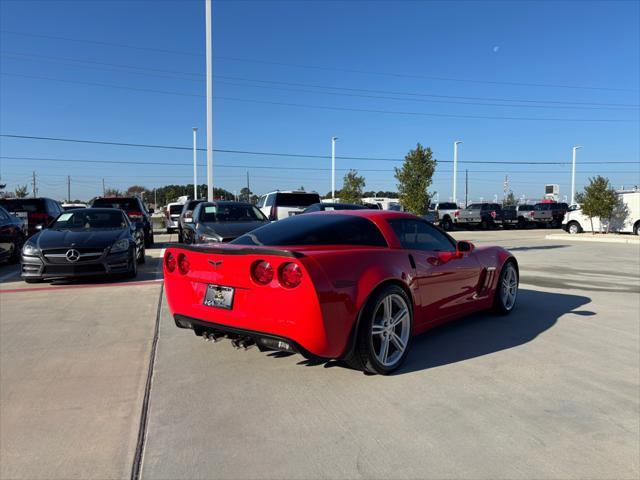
[257,191,321,220]
[562,191,640,235]
[456,203,504,229]
[301,203,369,214]
[20,208,145,283]
[61,203,87,211]
[178,199,205,243]
[164,210,519,375]
[0,206,27,264]
[512,204,536,228]
[165,201,185,233]
[501,206,519,229]
[550,202,569,227]
[0,197,63,237]
[429,202,459,231]
[91,197,154,247]
[182,201,269,244]
[530,203,555,227]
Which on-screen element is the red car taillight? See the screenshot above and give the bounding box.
[165,253,176,272]
[529,211,535,217]
[29,212,49,221]
[252,260,274,285]
[279,263,302,288]
[177,254,190,275]
[128,210,144,220]
[491,211,497,218]
[454,210,460,217]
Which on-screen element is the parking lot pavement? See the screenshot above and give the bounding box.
[0,239,170,479]
[140,230,639,479]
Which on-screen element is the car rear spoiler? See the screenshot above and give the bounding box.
[167,244,306,258]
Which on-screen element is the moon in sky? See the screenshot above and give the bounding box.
[493,46,500,53]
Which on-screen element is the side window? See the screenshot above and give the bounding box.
[388,219,455,252]
[257,196,265,208]
[265,194,274,207]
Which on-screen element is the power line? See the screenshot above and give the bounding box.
[2,72,635,123]
[1,29,633,92]
[3,51,637,110]
[2,135,639,165]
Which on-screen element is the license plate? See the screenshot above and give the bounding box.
[203,284,234,309]
[15,212,28,219]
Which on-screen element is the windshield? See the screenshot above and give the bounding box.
[232,214,387,247]
[275,193,320,207]
[51,210,127,230]
[200,204,267,222]
[0,199,45,212]
[92,198,140,211]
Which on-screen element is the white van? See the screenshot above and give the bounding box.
[562,190,640,235]
[257,191,321,221]
[165,199,187,233]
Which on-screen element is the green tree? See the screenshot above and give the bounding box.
[503,191,517,207]
[239,187,252,202]
[394,143,437,215]
[104,188,122,197]
[578,176,619,234]
[126,185,146,197]
[14,184,29,198]
[340,170,366,204]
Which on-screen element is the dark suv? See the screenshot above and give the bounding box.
[178,199,205,243]
[0,197,63,237]
[91,197,154,247]
[550,202,568,227]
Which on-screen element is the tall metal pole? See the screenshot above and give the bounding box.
[453,141,462,205]
[571,146,582,205]
[192,127,198,199]
[465,169,468,207]
[331,136,338,201]
[102,178,105,197]
[246,171,250,201]
[205,0,214,201]
[67,175,71,202]
[32,171,37,197]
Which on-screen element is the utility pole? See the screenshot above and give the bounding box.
[331,136,338,201]
[453,141,462,205]
[246,171,250,202]
[102,178,106,197]
[67,175,71,202]
[465,169,468,207]
[32,171,37,197]
[571,146,582,205]
[192,127,198,199]
[205,0,214,201]
[154,188,157,208]
[503,175,508,203]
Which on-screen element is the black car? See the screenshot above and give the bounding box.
[178,199,205,243]
[20,208,144,283]
[0,197,63,237]
[550,202,569,227]
[91,197,154,247]
[0,206,27,264]
[301,202,369,214]
[182,201,269,244]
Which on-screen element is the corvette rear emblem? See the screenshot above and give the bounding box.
[208,260,223,268]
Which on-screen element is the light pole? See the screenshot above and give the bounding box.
[571,146,582,205]
[205,0,214,201]
[192,127,198,199]
[331,136,338,201]
[453,141,462,205]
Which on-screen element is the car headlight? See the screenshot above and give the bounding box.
[110,239,130,253]
[198,231,222,243]
[22,243,39,256]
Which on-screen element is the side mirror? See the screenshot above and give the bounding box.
[457,240,474,253]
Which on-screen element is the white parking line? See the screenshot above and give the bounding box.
[155,248,166,280]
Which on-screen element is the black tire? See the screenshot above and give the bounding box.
[567,221,582,235]
[492,261,518,315]
[517,217,526,229]
[24,277,43,284]
[633,221,640,236]
[137,244,146,264]
[126,250,138,278]
[481,219,489,230]
[178,229,184,243]
[344,284,413,375]
[441,217,453,231]
[8,236,24,264]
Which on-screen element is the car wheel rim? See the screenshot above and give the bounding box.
[501,264,518,311]
[371,293,410,367]
[569,224,578,234]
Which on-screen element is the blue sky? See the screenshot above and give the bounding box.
[1,0,638,203]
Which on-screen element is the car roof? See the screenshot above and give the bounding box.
[201,201,254,206]
[305,209,417,220]
[264,190,319,195]
[67,207,126,213]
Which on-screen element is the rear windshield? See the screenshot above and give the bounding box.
[275,193,320,207]
[185,200,204,211]
[169,205,183,214]
[232,214,387,247]
[51,210,127,230]
[92,198,140,211]
[0,199,45,212]
[438,203,458,210]
[465,204,482,209]
[518,205,534,211]
[200,204,267,222]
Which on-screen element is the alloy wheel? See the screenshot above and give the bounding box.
[371,293,411,367]
[500,264,518,311]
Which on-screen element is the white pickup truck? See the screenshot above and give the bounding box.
[562,191,640,235]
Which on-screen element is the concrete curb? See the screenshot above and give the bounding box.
[545,233,640,245]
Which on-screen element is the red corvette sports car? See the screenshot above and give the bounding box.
[164,210,519,374]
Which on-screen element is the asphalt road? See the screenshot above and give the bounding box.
[1,229,638,479]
